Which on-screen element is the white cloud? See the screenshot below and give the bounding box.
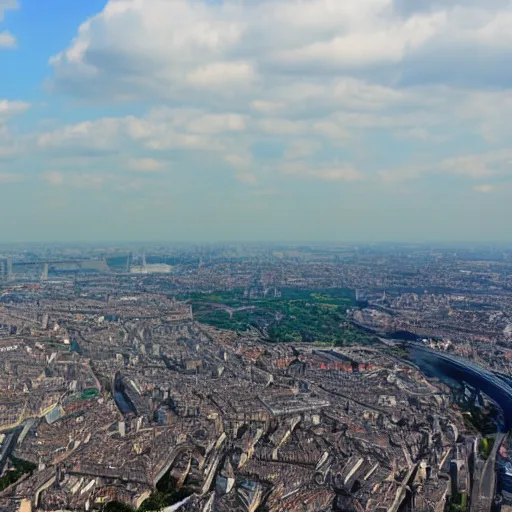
[17,0,512,202]
[49,0,255,100]
[35,108,248,160]
[473,184,495,193]
[311,167,366,182]
[0,0,17,48]
[284,139,322,160]
[279,161,365,182]
[49,0,512,106]
[274,12,446,69]
[331,79,410,110]
[0,100,30,118]
[125,108,244,150]
[187,62,255,89]
[251,100,284,113]
[185,113,246,134]
[0,0,17,22]
[258,118,306,136]
[128,158,165,173]
[379,149,512,183]
[311,120,350,141]
[37,118,121,153]
[439,150,512,178]
[40,0,512,190]
[0,30,15,48]
[40,171,108,189]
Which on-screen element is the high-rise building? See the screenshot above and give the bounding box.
[0,258,12,280]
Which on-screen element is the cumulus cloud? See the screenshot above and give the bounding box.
[0,100,30,118]
[187,62,255,89]
[128,158,165,173]
[49,0,255,101]
[258,118,306,136]
[280,161,365,182]
[0,30,15,48]
[4,0,507,201]
[284,139,322,160]
[273,12,446,69]
[35,110,227,157]
[251,100,284,113]
[185,113,247,134]
[49,0,512,105]
[37,118,122,156]
[0,0,17,48]
[379,149,512,183]
[311,167,366,182]
[40,170,107,189]
[0,0,17,17]
[439,150,512,178]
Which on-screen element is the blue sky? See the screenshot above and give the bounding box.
[1,0,511,242]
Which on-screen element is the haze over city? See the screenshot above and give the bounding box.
[1,0,512,242]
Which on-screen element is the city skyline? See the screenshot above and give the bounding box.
[1,0,512,242]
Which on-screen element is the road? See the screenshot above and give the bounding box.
[471,432,506,511]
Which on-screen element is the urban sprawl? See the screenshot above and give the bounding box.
[1,243,512,512]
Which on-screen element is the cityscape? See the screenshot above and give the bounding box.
[2,0,512,510]
[1,243,512,511]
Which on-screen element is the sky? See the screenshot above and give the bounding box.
[1,0,511,243]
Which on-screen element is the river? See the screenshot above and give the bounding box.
[406,343,512,431]
[406,343,512,497]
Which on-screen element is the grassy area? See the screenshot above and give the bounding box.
[181,288,376,346]
[0,457,37,492]
[81,388,100,400]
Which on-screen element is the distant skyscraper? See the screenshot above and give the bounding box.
[41,263,49,282]
[0,258,12,280]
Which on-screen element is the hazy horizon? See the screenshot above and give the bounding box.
[1,239,512,248]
